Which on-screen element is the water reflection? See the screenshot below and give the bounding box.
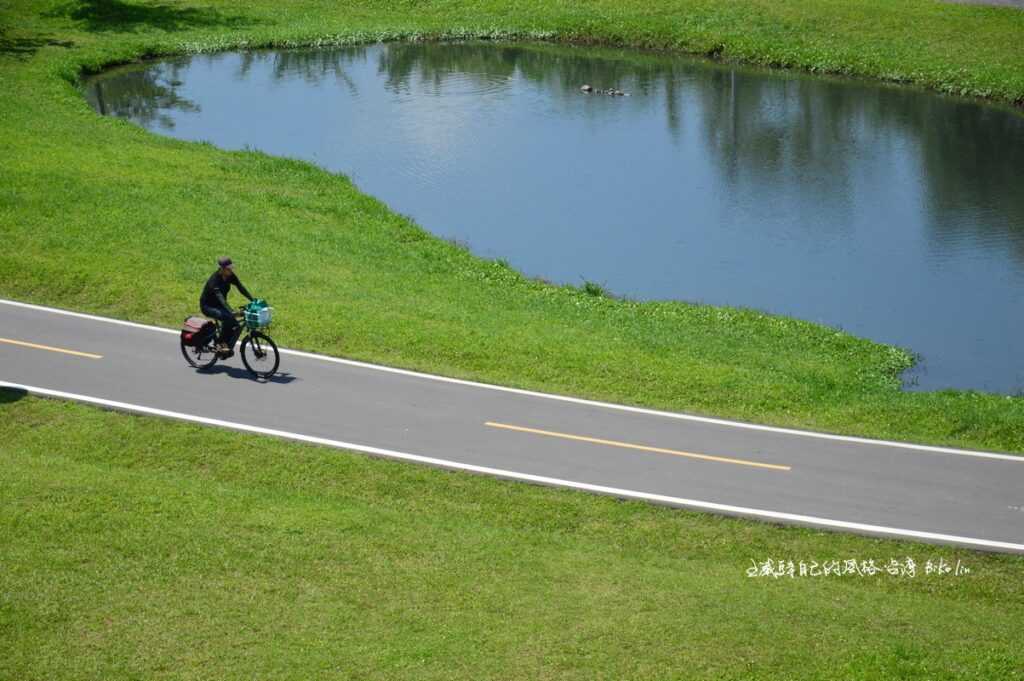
[83,43,1024,392]
[234,48,361,93]
[916,98,1024,258]
[84,63,197,129]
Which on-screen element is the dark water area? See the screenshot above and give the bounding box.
[84,43,1024,393]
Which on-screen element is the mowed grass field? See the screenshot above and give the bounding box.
[2,0,1024,677]
[3,390,1024,680]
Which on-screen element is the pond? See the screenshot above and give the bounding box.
[83,42,1024,394]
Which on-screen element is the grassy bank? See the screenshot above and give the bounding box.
[3,4,1024,676]
[2,0,1024,452]
[2,390,1023,680]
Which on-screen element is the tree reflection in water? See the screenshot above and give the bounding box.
[84,60,197,129]
[367,43,1024,262]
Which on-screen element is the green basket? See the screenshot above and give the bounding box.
[243,299,272,329]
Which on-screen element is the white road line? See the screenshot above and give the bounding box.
[2,297,1022,462]
[0,298,181,335]
[3,380,1022,553]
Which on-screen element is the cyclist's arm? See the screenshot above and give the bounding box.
[232,275,254,302]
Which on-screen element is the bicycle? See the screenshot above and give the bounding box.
[180,299,280,379]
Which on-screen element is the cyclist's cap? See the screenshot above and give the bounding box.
[217,256,233,269]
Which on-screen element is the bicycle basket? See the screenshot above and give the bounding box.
[244,299,273,329]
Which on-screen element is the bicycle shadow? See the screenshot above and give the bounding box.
[195,364,298,385]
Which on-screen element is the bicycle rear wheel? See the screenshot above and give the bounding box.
[181,336,219,370]
[241,331,280,379]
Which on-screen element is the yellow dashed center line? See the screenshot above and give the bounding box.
[0,337,103,359]
[486,421,790,471]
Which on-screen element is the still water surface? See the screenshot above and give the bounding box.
[84,43,1024,393]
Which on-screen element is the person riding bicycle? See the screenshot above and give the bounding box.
[200,256,253,358]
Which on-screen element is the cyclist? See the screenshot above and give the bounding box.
[200,256,254,357]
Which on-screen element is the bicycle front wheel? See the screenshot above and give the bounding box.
[241,331,280,379]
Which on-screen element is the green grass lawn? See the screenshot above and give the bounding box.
[3,390,1023,680]
[3,1,1024,677]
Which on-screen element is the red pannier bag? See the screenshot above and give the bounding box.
[181,316,214,347]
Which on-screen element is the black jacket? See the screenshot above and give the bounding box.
[200,271,253,311]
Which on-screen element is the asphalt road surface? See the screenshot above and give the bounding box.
[2,298,1023,553]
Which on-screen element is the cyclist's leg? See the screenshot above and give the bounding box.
[223,316,242,349]
[201,305,235,348]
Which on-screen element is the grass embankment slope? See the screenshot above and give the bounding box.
[3,392,1024,680]
[1,0,1024,450]
[2,1,1024,678]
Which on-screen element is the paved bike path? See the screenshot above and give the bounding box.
[2,298,1023,553]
